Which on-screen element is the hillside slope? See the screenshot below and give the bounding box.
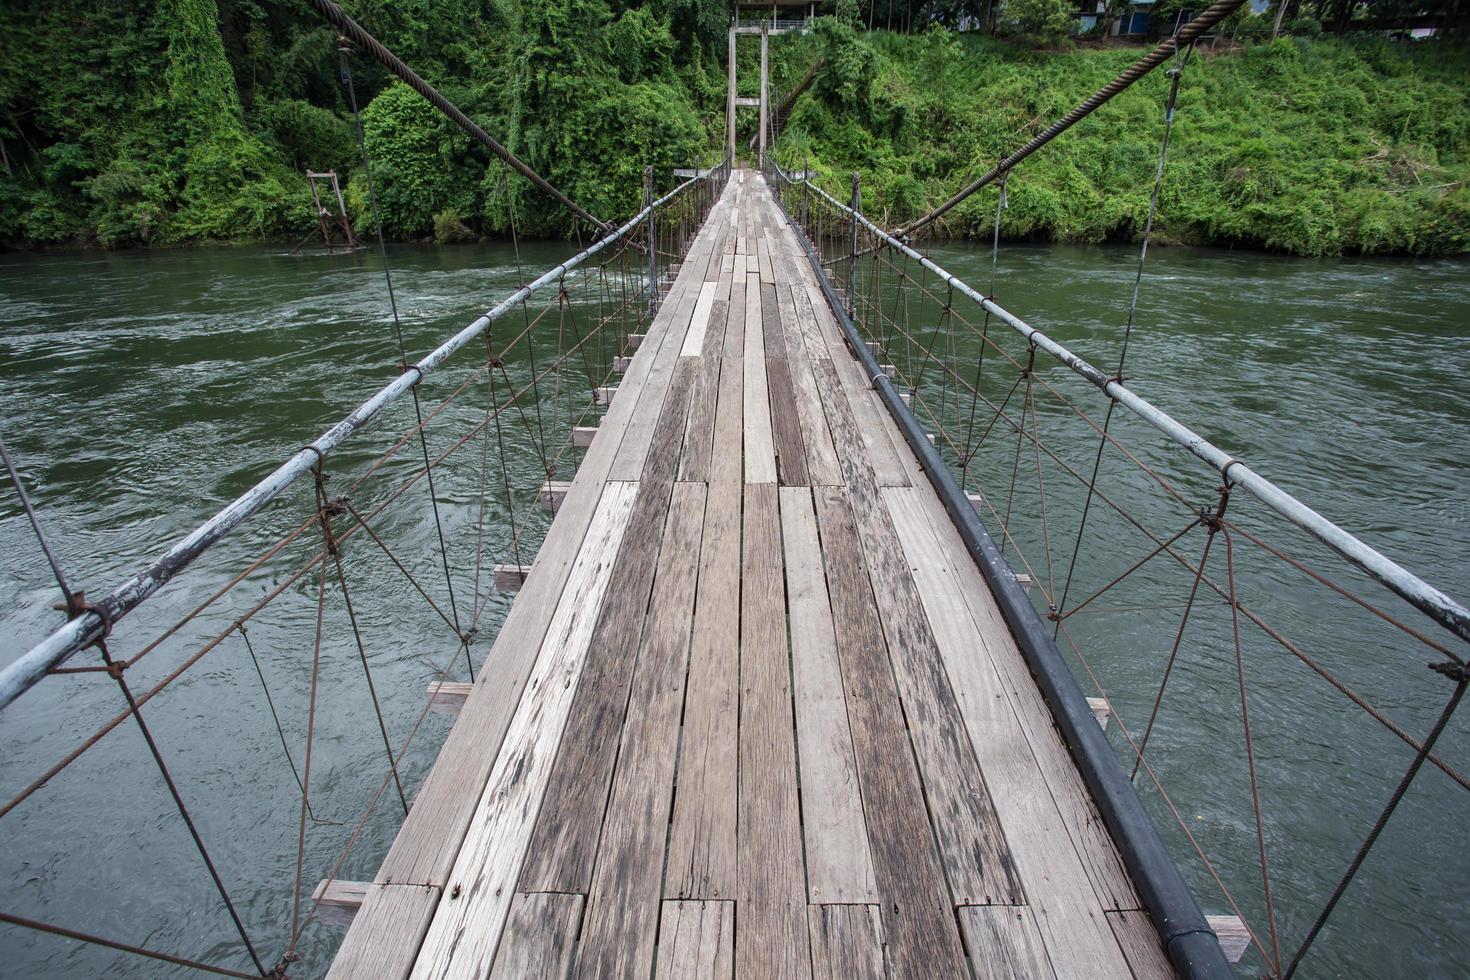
[771,28,1470,255]
[1,1,1466,255]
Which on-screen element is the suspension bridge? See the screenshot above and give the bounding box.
[1,0,1466,978]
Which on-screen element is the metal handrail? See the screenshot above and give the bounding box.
[770,160,1470,647]
[765,167,1234,979]
[0,157,732,712]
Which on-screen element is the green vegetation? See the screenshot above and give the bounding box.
[1,1,1467,255]
[771,28,1470,254]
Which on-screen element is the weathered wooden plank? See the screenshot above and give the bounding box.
[575,482,707,979]
[595,385,617,405]
[665,480,740,898]
[682,281,720,356]
[761,281,810,487]
[326,883,440,980]
[426,680,473,716]
[538,480,572,512]
[313,879,370,929]
[959,905,1057,980]
[488,892,584,980]
[1208,915,1249,963]
[609,254,706,481]
[807,905,886,980]
[709,355,743,487]
[491,563,530,592]
[722,264,746,360]
[742,276,777,484]
[756,234,775,283]
[736,483,811,979]
[679,354,721,483]
[778,282,842,486]
[779,486,876,904]
[572,425,598,448]
[810,485,969,980]
[655,901,735,979]
[679,266,731,483]
[819,363,1022,908]
[364,189,721,894]
[516,483,681,893]
[704,280,733,358]
[1106,910,1176,980]
[406,482,638,980]
[802,284,909,487]
[887,488,1142,980]
[898,483,1141,914]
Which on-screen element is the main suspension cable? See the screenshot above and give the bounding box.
[305,0,608,232]
[892,0,1245,240]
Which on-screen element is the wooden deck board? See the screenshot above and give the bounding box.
[573,481,707,979]
[811,484,970,980]
[736,482,811,978]
[664,480,741,900]
[807,905,886,980]
[655,901,735,979]
[407,481,638,980]
[762,281,810,487]
[779,487,877,904]
[887,486,1136,977]
[517,364,696,895]
[338,172,1173,980]
[742,274,777,484]
[488,893,584,980]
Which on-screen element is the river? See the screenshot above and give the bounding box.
[1,239,1466,978]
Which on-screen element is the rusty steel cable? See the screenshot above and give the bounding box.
[315,475,409,816]
[1,434,79,616]
[1055,45,1191,634]
[96,641,267,977]
[1222,529,1283,973]
[0,911,259,980]
[1283,673,1467,978]
[892,0,1245,240]
[340,44,472,682]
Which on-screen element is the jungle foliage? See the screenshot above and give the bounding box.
[1,1,1467,255]
[770,26,1470,255]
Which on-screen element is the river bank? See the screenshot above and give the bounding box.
[1,1,1466,256]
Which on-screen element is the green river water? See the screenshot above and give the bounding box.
[0,239,1466,978]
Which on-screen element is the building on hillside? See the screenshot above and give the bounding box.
[1076,0,1155,35]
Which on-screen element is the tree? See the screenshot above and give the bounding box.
[999,0,1076,41]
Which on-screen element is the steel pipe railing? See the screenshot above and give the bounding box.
[0,160,730,712]
[768,175,1235,980]
[777,165,1470,646]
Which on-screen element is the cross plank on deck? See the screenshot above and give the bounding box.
[334,171,1176,980]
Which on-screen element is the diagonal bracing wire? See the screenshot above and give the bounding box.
[3,433,268,976]
[339,42,473,680]
[1054,42,1192,636]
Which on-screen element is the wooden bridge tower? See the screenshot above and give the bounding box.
[727,0,814,165]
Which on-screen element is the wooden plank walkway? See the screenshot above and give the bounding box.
[329,170,1170,980]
